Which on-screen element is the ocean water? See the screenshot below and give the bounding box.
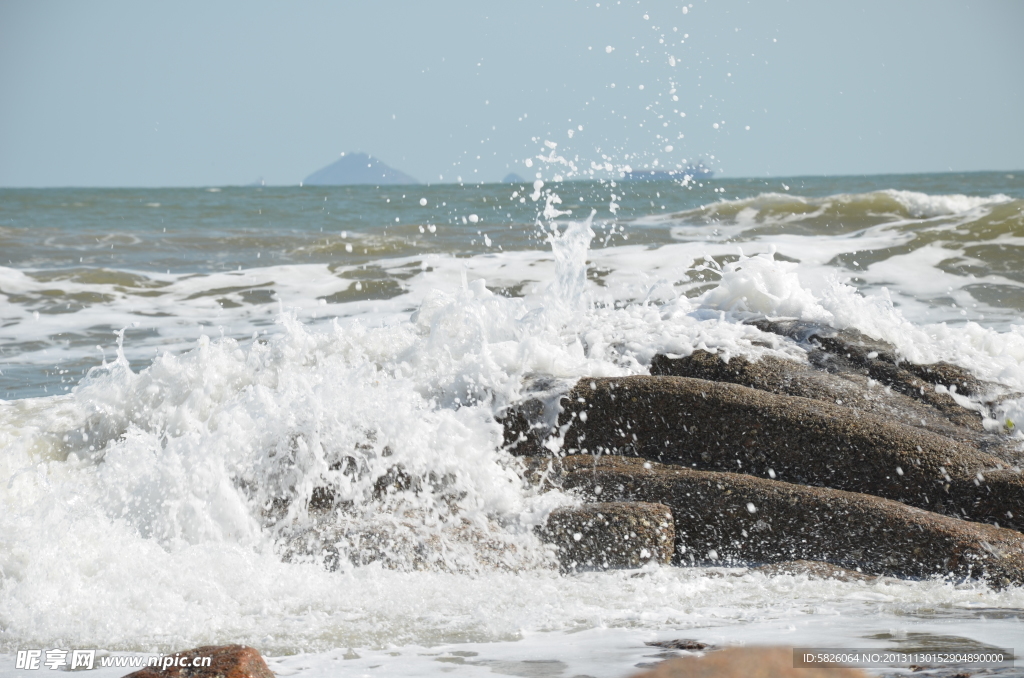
[1,172,1023,676]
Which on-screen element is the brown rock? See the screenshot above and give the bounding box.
[536,455,1024,585]
[501,395,556,453]
[632,646,867,678]
[123,645,273,678]
[539,502,674,571]
[749,319,986,415]
[517,375,1023,531]
[650,350,988,438]
[651,349,1022,466]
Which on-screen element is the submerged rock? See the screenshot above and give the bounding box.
[123,645,273,678]
[539,501,674,571]
[278,514,544,573]
[746,559,872,582]
[512,375,1023,531]
[645,639,714,651]
[531,455,1024,585]
[632,646,867,678]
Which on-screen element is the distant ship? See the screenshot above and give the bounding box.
[621,162,714,182]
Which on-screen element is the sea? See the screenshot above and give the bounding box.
[1,172,1023,677]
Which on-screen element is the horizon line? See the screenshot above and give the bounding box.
[1,167,1021,190]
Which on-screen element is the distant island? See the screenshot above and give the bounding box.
[503,172,527,183]
[304,152,418,186]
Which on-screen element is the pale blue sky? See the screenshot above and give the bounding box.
[1,0,1021,186]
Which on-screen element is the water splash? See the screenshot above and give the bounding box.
[550,211,597,314]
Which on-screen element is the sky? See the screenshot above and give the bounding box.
[1,0,1021,187]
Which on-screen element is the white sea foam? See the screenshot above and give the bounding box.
[3,201,1024,672]
[886,189,1012,218]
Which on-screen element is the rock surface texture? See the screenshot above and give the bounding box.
[123,645,274,678]
[511,376,1022,531]
[538,501,675,571]
[526,455,1024,585]
[503,324,1024,585]
[649,350,983,440]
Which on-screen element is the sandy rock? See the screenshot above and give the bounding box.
[123,645,273,678]
[533,455,1024,585]
[539,501,674,571]
[651,348,1019,471]
[750,320,988,425]
[747,319,980,389]
[650,350,986,438]
[520,375,1023,531]
[631,646,867,678]
[651,349,1022,465]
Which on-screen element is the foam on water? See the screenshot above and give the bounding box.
[653,189,1013,232]
[4,186,1023,394]
[3,191,1024,673]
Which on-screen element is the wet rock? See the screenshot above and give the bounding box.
[749,320,986,419]
[533,455,1024,585]
[853,360,984,430]
[516,375,1023,531]
[631,646,867,678]
[903,361,982,398]
[645,639,714,651]
[650,350,1021,464]
[502,395,554,452]
[278,521,418,571]
[123,645,273,678]
[539,501,674,571]
[650,350,985,437]
[500,377,575,453]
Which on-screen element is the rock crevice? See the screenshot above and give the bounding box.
[511,375,1023,531]
[528,454,1024,586]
